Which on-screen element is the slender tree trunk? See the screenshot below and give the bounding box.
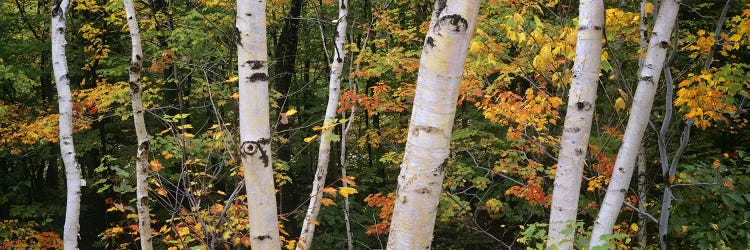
[123,1,153,249]
[52,0,81,248]
[297,1,348,248]
[386,1,480,249]
[545,1,604,249]
[236,0,281,249]
[589,0,680,246]
[637,144,648,249]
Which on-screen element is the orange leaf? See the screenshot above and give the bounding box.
[149,160,163,172]
[321,198,336,206]
[322,187,337,196]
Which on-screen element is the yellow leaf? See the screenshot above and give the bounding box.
[321,198,336,206]
[469,40,482,54]
[230,93,239,99]
[645,2,654,14]
[286,109,298,116]
[631,223,639,232]
[338,187,358,198]
[223,76,239,83]
[178,227,190,237]
[322,187,337,196]
[303,135,317,143]
[615,97,626,112]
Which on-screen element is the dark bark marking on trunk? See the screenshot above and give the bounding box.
[564,127,581,133]
[240,138,272,167]
[575,148,584,156]
[255,235,272,240]
[247,60,265,69]
[425,36,436,49]
[436,14,468,34]
[129,81,140,93]
[234,26,241,45]
[417,187,431,194]
[641,75,654,83]
[434,0,447,17]
[575,101,592,111]
[52,0,62,17]
[248,73,269,82]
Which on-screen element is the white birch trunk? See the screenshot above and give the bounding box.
[123,1,153,249]
[52,0,81,248]
[590,0,680,246]
[236,0,281,249]
[386,1,480,249]
[546,1,604,249]
[296,1,348,249]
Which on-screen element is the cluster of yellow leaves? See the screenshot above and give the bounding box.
[78,22,111,70]
[605,8,643,44]
[479,88,563,138]
[0,103,91,155]
[674,70,740,129]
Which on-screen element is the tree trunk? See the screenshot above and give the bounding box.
[52,0,82,248]
[386,1,480,249]
[123,0,153,249]
[236,0,281,249]
[273,0,303,162]
[296,0,348,248]
[545,1,604,249]
[589,0,680,246]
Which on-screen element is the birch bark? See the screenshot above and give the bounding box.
[545,1,604,248]
[296,1,348,249]
[52,0,81,248]
[590,0,680,246]
[123,1,153,249]
[386,1,480,249]
[236,0,281,248]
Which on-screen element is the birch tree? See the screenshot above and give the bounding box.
[123,0,153,248]
[236,0,281,249]
[297,0,348,248]
[546,0,604,248]
[52,0,82,248]
[590,0,680,246]
[386,1,481,248]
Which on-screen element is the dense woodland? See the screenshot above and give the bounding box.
[1,0,750,249]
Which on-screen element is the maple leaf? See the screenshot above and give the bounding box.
[338,187,358,198]
[321,198,336,206]
[322,187,337,196]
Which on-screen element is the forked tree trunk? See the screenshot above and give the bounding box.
[386,1,480,249]
[297,0,348,249]
[236,0,281,249]
[546,1,604,249]
[123,0,153,249]
[52,0,81,248]
[590,0,680,246]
